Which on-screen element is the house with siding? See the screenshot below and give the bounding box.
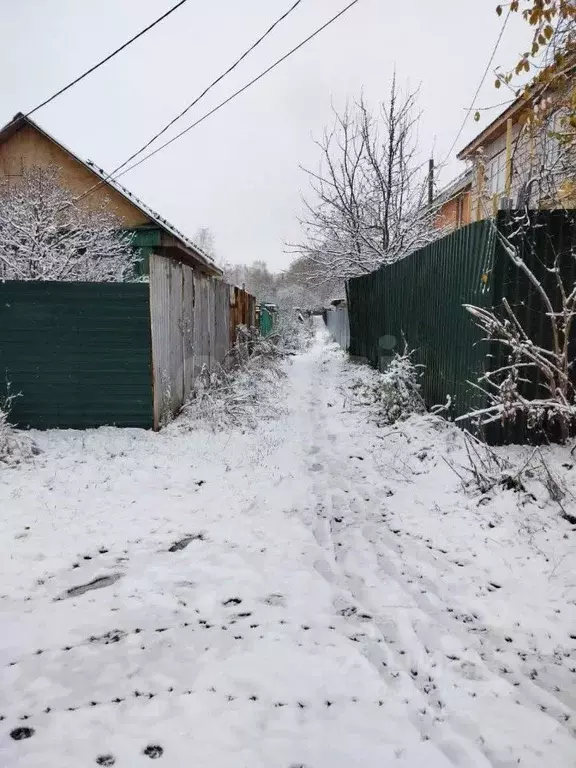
[433,73,575,228]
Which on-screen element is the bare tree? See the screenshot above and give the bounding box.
[194,227,217,260]
[289,78,442,282]
[0,166,138,281]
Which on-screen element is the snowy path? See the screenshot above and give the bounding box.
[1,328,576,767]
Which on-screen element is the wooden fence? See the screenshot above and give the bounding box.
[149,254,255,428]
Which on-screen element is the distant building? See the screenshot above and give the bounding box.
[432,169,473,231]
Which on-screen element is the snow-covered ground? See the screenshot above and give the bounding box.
[1,325,576,767]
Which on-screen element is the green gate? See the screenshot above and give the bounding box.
[259,306,274,337]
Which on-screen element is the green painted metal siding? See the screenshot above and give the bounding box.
[127,226,162,277]
[259,307,274,337]
[0,282,153,429]
[348,220,497,420]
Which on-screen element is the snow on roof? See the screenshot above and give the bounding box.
[0,113,221,276]
[84,160,218,271]
[431,168,474,209]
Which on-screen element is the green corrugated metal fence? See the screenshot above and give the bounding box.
[348,220,496,420]
[0,282,153,429]
[347,212,576,437]
[488,211,576,441]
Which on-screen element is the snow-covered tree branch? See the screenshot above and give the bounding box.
[461,210,576,441]
[289,77,443,282]
[0,166,139,281]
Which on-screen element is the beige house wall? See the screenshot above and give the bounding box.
[467,112,575,220]
[0,124,150,227]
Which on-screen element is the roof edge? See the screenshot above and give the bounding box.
[0,113,222,277]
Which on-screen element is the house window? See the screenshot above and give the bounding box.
[488,150,507,195]
[540,112,561,170]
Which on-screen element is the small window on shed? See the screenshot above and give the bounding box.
[2,155,23,177]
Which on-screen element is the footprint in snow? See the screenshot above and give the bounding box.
[96,756,116,766]
[143,745,164,759]
[57,573,122,600]
[168,533,205,552]
[261,593,285,607]
[10,727,34,741]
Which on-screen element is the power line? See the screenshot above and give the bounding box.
[106,0,305,181]
[437,8,511,173]
[79,0,361,200]
[21,0,189,122]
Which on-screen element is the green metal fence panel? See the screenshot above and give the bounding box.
[347,212,576,441]
[259,307,274,337]
[0,282,153,429]
[487,210,576,442]
[348,220,497,420]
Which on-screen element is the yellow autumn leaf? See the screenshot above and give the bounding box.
[474,111,480,122]
[544,24,554,39]
[495,78,501,88]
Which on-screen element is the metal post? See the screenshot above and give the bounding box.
[428,158,434,206]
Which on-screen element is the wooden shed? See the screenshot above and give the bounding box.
[0,113,222,278]
[0,114,256,430]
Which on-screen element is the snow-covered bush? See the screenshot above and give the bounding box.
[274,309,314,353]
[0,166,139,281]
[0,395,35,466]
[462,212,576,443]
[349,350,425,425]
[446,430,576,525]
[176,334,286,431]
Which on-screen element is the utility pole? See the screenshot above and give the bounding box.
[428,158,434,206]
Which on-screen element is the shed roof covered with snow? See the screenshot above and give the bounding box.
[0,113,222,276]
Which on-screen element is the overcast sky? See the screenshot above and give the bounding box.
[1,0,527,270]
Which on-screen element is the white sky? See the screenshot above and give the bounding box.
[1,0,527,270]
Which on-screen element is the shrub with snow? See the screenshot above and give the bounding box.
[274,308,314,353]
[175,334,287,432]
[349,351,425,425]
[0,400,35,466]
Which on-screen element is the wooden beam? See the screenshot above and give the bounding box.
[505,118,513,198]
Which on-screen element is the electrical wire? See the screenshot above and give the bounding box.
[1,0,190,136]
[76,0,361,203]
[437,8,511,173]
[26,0,190,120]
[106,0,305,181]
